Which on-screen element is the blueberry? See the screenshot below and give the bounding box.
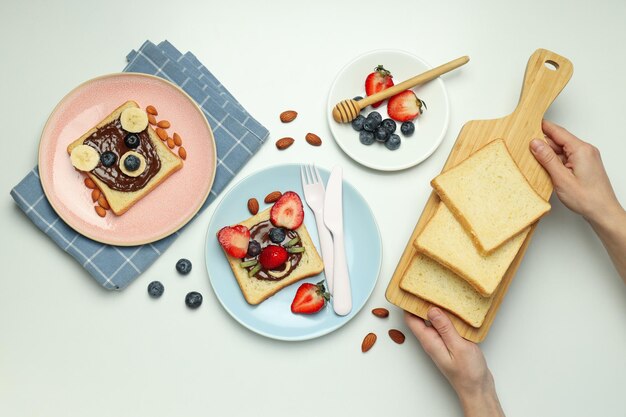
[185,291,203,309]
[385,134,401,150]
[124,133,140,148]
[176,258,192,275]
[367,111,382,123]
[359,130,375,145]
[381,118,397,134]
[353,96,363,101]
[147,281,164,298]
[124,154,141,171]
[375,126,389,142]
[247,240,261,257]
[100,151,117,167]
[269,227,286,243]
[401,121,415,136]
[351,115,366,131]
[363,117,380,132]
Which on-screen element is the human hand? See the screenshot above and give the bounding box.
[405,308,504,417]
[530,120,621,224]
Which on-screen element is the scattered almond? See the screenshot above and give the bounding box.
[148,114,157,125]
[146,105,158,116]
[372,308,390,318]
[95,206,106,217]
[157,120,171,129]
[173,132,182,146]
[388,329,406,344]
[91,189,101,202]
[361,333,377,353]
[279,110,298,123]
[156,127,168,141]
[97,195,110,210]
[84,178,96,189]
[305,132,322,146]
[178,147,187,160]
[247,198,259,215]
[264,191,282,204]
[275,137,295,150]
[167,138,175,149]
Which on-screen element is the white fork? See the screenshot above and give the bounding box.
[300,165,335,293]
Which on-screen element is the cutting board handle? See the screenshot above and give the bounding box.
[513,49,573,125]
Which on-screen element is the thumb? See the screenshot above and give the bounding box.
[530,139,568,184]
[427,307,461,351]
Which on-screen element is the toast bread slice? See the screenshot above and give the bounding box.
[67,101,183,215]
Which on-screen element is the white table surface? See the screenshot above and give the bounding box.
[2,1,625,416]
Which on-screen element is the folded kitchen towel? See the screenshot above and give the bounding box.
[10,40,269,290]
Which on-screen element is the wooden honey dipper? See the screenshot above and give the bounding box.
[332,56,470,123]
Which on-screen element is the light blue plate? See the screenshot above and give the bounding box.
[205,164,382,341]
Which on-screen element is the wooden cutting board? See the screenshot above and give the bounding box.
[385,49,573,343]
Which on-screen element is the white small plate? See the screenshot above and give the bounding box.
[327,50,450,171]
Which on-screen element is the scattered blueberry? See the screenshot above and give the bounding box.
[363,117,381,132]
[176,258,192,275]
[124,154,141,171]
[359,130,375,145]
[401,121,415,136]
[185,291,203,309]
[385,134,401,150]
[100,151,117,167]
[381,118,397,134]
[247,240,261,257]
[269,227,286,244]
[351,115,366,131]
[147,281,164,298]
[375,126,389,142]
[353,96,363,101]
[124,133,140,149]
[367,111,382,123]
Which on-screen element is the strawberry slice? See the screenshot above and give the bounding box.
[217,225,250,259]
[291,281,330,314]
[270,191,304,230]
[387,90,426,122]
[259,245,289,270]
[365,65,394,108]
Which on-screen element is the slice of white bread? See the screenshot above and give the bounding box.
[415,203,528,296]
[400,253,493,328]
[221,208,324,305]
[67,101,183,215]
[431,139,550,254]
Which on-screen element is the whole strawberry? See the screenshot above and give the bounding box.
[291,281,330,314]
[259,245,289,270]
[365,65,394,108]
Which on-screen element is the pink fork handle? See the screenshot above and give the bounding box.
[313,210,334,293]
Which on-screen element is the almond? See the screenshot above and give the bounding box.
[275,137,294,150]
[156,127,168,141]
[146,105,158,116]
[264,191,282,204]
[98,195,110,210]
[279,110,298,123]
[167,138,175,149]
[91,189,101,202]
[388,329,406,344]
[247,198,259,215]
[372,308,389,318]
[178,147,187,160]
[361,333,377,353]
[84,178,96,189]
[95,206,106,217]
[148,114,157,125]
[173,132,182,146]
[157,120,171,129]
[305,132,322,146]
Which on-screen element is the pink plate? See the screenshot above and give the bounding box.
[38,73,216,246]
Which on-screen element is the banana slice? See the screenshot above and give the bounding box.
[119,151,146,177]
[120,107,149,133]
[267,262,291,279]
[70,145,100,171]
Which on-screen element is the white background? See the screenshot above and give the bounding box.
[1,1,625,416]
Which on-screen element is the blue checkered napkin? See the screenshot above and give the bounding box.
[10,41,269,290]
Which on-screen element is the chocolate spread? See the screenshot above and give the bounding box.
[244,220,302,281]
[83,118,161,192]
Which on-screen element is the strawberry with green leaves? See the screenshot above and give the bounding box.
[365,65,394,108]
[291,281,330,314]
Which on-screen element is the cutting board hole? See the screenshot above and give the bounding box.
[544,60,559,71]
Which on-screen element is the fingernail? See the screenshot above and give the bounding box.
[530,139,545,152]
[427,307,441,321]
